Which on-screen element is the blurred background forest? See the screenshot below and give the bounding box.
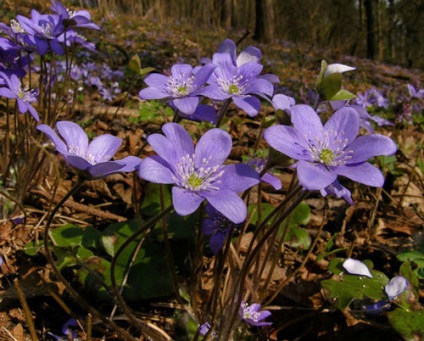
[69,0,424,69]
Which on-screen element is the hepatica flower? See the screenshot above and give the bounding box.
[0,72,39,121]
[239,302,272,327]
[138,123,259,223]
[139,63,215,115]
[201,52,274,117]
[202,204,234,254]
[263,105,397,191]
[37,121,141,179]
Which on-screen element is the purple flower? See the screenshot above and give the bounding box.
[407,84,424,99]
[37,121,141,179]
[0,72,39,121]
[202,204,234,254]
[246,157,282,190]
[16,10,65,55]
[239,302,272,327]
[198,322,217,337]
[139,63,215,115]
[263,105,397,191]
[138,123,260,223]
[201,52,274,117]
[385,275,409,300]
[320,180,354,205]
[342,258,373,278]
[50,1,99,30]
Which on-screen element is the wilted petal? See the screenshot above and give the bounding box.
[343,258,373,278]
[385,276,409,299]
[324,63,356,78]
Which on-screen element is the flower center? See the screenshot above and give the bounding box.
[166,75,194,97]
[217,75,247,95]
[40,22,54,38]
[10,19,25,33]
[305,130,353,167]
[319,148,334,164]
[172,154,224,192]
[68,145,110,165]
[241,303,260,322]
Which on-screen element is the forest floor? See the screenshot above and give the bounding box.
[1,4,424,341]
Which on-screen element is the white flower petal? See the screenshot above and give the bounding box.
[342,258,373,278]
[324,63,356,78]
[385,276,409,299]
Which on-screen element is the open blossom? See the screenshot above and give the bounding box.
[139,63,215,115]
[201,52,275,117]
[50,0,99,30]
[0,72,39,121]
[263,105,397,191]
[239,302,272,327]
[138,123,259,223]
[16,9,65,55]
[37,121,141,179]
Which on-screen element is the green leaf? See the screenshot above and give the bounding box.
[317,72,342,100]
[284,225,311,249]
[388,308,424,340]
[329,89,356,101]
[322,269,389,310]
[50,224,85,247]
[24,240,43,256]
[316,60,328,88]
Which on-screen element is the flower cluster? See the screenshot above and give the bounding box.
[139,38,279,122]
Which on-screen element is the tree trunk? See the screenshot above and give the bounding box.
[253,0,275,43]
[364,0,375,59]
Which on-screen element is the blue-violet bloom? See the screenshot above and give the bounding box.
[37,121,141,179]
[201,52,275,117]
[246,157,282,190]
[202,204,234,255]
[263,105,397,191]
[0,72,39,121]
[138,123,259,223]
[139,63,215,115]
[239,302,272,327]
